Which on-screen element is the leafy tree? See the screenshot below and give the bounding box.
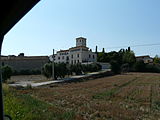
[108,51,122,64]
[90,63,102,72]
[153,55,160,64]
[42,63,52,78]
[110,60,121,74]
[1,65,13,82]
[121,63,129,73]
[133,60,146,72]
[42,63,69,79]
[122,51,136,65]
[42,62,102,79]
[97,52,107,62]
[55,63,68,78]
[71,64,82,75]
[145,64,160,73]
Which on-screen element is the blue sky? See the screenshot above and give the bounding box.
[2,0,160,57]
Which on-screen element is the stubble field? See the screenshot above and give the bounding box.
[4,73,160,120]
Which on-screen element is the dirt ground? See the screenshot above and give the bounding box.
[19,73,160,120]
[10,75,49,83]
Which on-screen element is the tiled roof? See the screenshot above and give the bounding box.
[1,56,49,60]
[136,55,151,58]
[69,46,89,50]
[57,50,69,53]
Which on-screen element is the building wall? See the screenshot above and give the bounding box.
[54,51,69,63]
[76,37,86,47]
[1,56,49,72]
[69,49,82,64]
[88,51,97,62]
[136,56,153,63]
[53,37,97,64]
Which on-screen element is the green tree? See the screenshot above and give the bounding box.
[42,63,69,79]
[122,51,136,65]
[42,63,52,79]
[97,52,107,62]
[153,55,160,64]
[110,60,121,74]
[133,60,146,72]
[1,65,13,83]
[55,63,68,78]
[121,63,129,73]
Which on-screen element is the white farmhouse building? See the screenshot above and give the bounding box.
[51,37,97,64]
[136,55,153,63]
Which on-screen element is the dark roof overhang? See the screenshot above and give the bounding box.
[0,0,40,36]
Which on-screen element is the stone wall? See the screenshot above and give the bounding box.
[1,56,49,72]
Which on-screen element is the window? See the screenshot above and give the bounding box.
[93,55,95,59]
[89,54,91,58]
[71,55,73,58]
[62,56,64,59]
[77,54,79,58]
[66,56,69,60]
[77,60,79,63]
[58,57,60,60]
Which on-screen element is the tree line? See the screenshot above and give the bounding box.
[42,62,102,79]
[97,47,160,74]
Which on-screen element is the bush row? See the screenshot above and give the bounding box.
[111,60,160,74]
[42,62,102,79]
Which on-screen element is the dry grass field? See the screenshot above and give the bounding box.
[10,75,49,83]
[13,73,160,120]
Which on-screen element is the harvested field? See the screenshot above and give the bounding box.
[5,73,160,120]
[10,75,48,83]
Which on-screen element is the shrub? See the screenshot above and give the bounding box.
[42,63,68,79]
[110,60,121,74]
[42,62,102,79]
[42,63,52,78]
[121,63,129,73]
[145,64,160,73]
[55,63,68,78]
[133,60,146,72]
[1,65,13,83]
[69,64,82,75]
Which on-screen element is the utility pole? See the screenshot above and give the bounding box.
[0,36,4,120]
[52,49,54,80]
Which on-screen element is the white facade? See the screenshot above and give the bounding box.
[54,50,69,63]
[76,37,86,47]
[51,37,97,64]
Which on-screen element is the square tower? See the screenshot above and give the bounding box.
[76,37,86,47]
